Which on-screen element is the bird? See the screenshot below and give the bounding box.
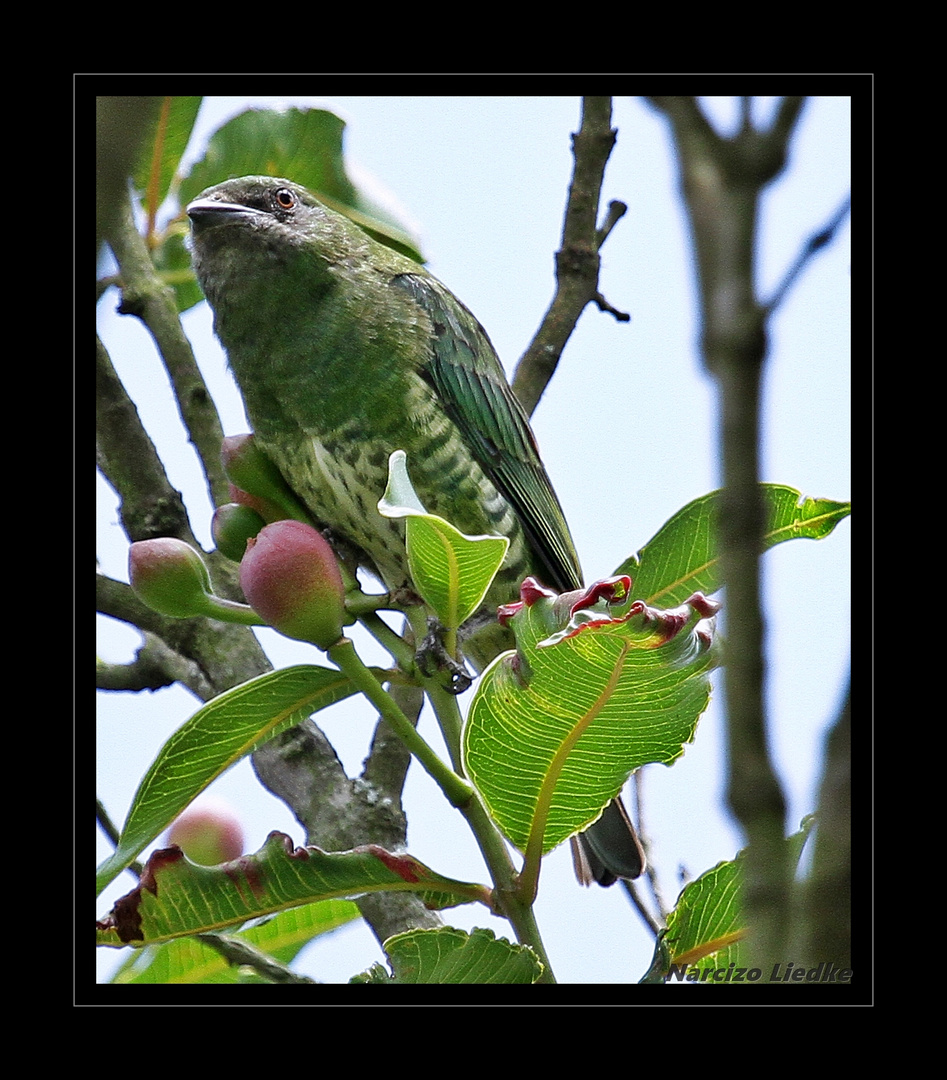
[187,175,644,886]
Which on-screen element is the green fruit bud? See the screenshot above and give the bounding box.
[129,538,214,618]
[225,482,285,525]
[212,502,266,562]
[221,434,310,522]
[239,521,345,648]
[221,434,281,495]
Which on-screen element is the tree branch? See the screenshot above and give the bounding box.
[96,569,265,700]
[512,96,628,417]
[195,932,317,983]
[96,334,195,547]
[793,680,851,970]
[103,187,231,510]
[250,718,444,944]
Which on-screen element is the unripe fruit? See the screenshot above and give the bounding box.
[221,434,284,498]
[128,538,213,618]
[221,434,308,522]
[168,800,245,865]
[212,502,266,563]
[239,520,345,648]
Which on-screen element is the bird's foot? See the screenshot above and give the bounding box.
[417,618,472,695]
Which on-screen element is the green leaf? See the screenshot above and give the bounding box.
[125,97,205,313]
[97,833,488,948]
[617,485,851,607]
[110,899,361,984]
[659,818,815,982]
[465,587,720,859]
[352,927,543,984]
[95,665,359,895]
[379,450,508,630]
[178,107,424,263]
[132,96,203,216]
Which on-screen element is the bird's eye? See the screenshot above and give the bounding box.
[274,189,296,211]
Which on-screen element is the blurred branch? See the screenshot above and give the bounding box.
[513,95,629,417]
[96,97,161,253]
[794,680,851,970]
[765,194,851,313]
[647,95,817,974]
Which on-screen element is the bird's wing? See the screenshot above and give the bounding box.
[392,273,582,592]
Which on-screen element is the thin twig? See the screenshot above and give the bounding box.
[765,194,851,314]
[620,878,665,938]
[97,799,142,878]
[195,932,318,983]
[632,770,670,923]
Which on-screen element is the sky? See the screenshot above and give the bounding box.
[96,94,851,986]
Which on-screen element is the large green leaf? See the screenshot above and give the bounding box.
[656,819,815,983]
[97,833,487,948]
[352,927,543,984]
[131,96,203,217]
[96,665,359,895]
[465,583,720,858]
[618,485,851,607]
[109,899,361,983]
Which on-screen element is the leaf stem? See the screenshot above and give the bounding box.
[357,610,419,672]
[326,638,472,809]
[202,594,267,626]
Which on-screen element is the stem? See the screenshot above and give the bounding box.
[420,684,554,980]
[326,637,472,809]
[423,679,465,773]
[358,610,418,673]
[203,595,267,626]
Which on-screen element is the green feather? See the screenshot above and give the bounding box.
[392,273,582,593]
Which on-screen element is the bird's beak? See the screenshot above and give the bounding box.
[186,198,255,231]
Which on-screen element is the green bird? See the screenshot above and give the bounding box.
[187,176,644,886]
